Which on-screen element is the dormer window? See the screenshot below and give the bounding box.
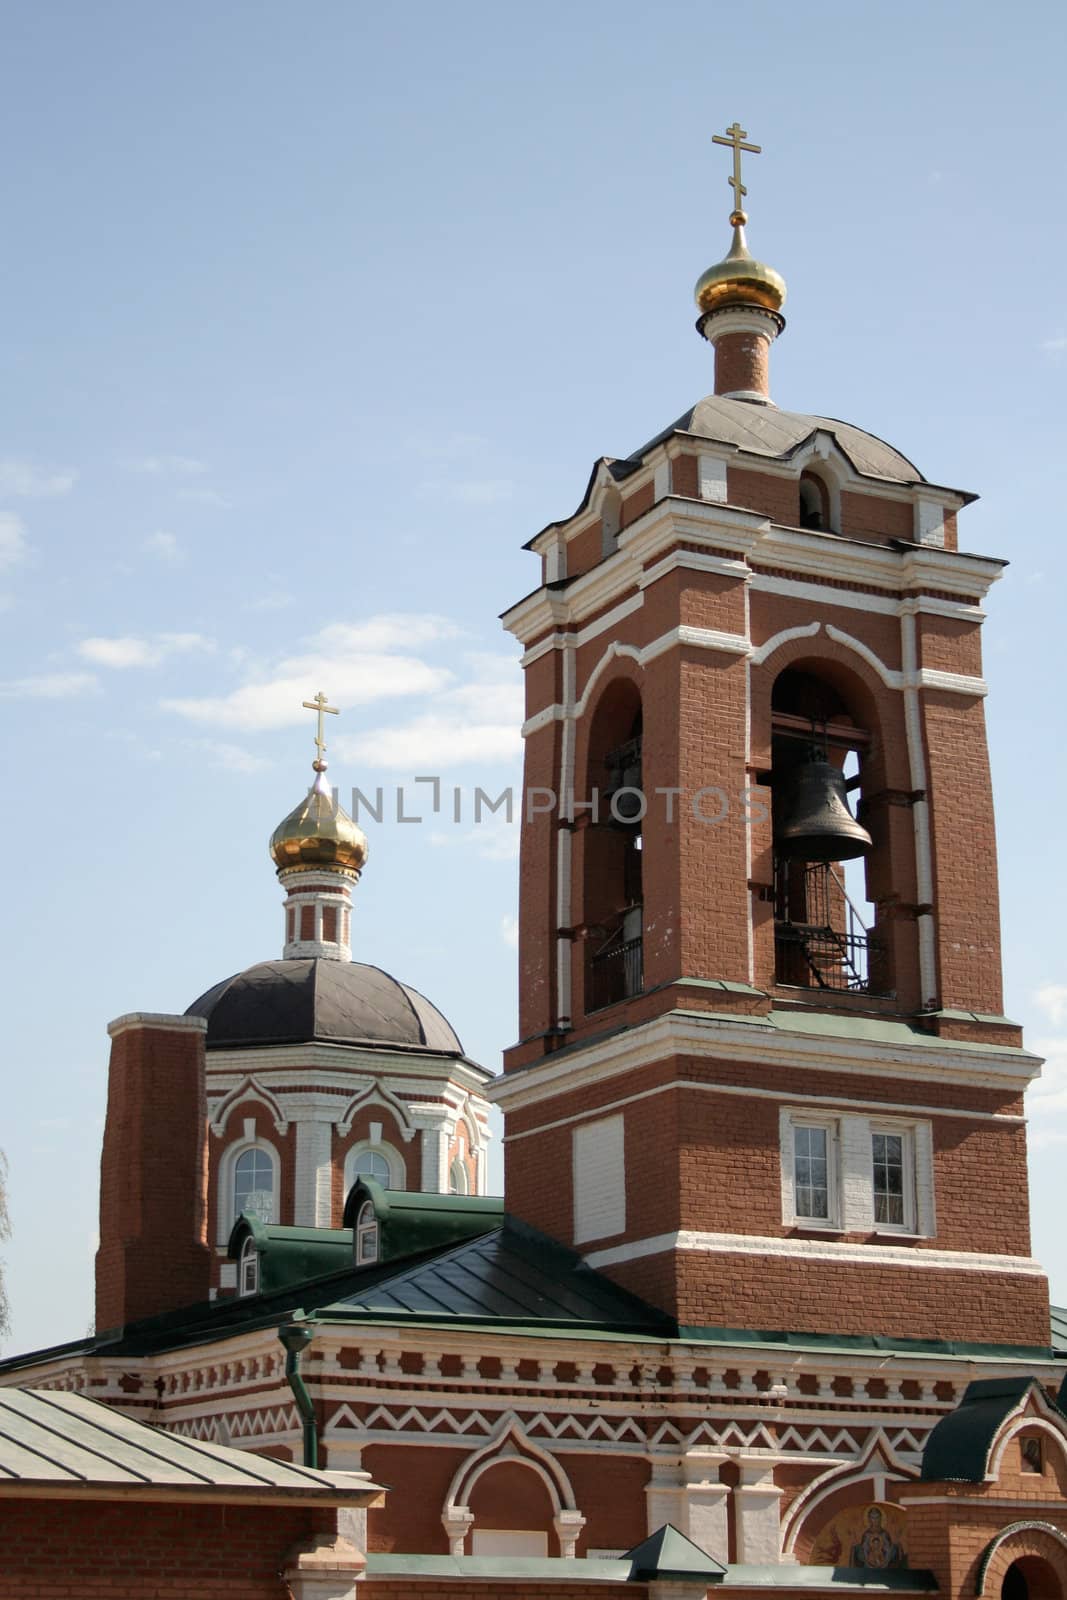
[238,1236,259,1297]
[799,471,831,531]
[355,1200,379,1265]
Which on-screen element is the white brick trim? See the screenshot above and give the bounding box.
[583,1229,1045,1276]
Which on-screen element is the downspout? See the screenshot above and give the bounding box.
[278,1321,318,1468]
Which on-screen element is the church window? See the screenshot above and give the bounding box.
[449,1158,469,1195]
[351,1149,392,1187]
[233,1148,276,1226]
[872,1130,906,1228]
[799,470,832,531]
[238,1235,259,1296]
[793,1123,832,1222]
[355,1200,379,1265]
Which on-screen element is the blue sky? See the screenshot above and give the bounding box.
[1,0,1065,1354]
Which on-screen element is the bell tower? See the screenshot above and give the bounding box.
[490,124,1048,1349]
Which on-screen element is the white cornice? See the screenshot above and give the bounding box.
[108,1012,207,1038]
[488,1010,1041,1115]
[505,503,1001,647]
[204,1044,494,1093]
[583,1228,1046,1278]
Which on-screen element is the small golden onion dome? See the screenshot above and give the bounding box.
[694,217,787,317]
[269,765,368,876]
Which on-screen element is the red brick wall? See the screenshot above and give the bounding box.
[96,1022,212,1331]
[0,1497,333,1599]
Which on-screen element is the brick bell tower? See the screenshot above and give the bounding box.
[490,123,1049,1349]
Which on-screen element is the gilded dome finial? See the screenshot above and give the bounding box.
[269,692,368,880]
[694,119,787,320]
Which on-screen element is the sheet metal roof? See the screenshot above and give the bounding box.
[0,1387,383,1502]
[186,958,466,1055]
[327,1218,672,1332]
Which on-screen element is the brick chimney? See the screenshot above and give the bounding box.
[95,1013,212,1333]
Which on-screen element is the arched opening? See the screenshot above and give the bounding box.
[449,1157,470,1194]
[238,1235,259,1297]
[600,485,622,559]
[770,665,890,997]
[1002,1557,1063,1600]
[468,1460,559,1557]
[800,471,832,531]
[581,681,644,1013]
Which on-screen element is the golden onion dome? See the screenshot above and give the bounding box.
[694,217,787,317]
[269,765,368,876]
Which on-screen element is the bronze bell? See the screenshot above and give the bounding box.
[774,759,873,862]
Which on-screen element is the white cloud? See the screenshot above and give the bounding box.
[0,459,77,497]
[142,530,184,564]
[78,633,214,669]
[1037,985,1067,1027]
[160,614,459,732]
[339,653,523,769]
[0,671,98,699]
[124,455,207,477]
[0,512,28,570]
[1041,336,1067,357]
[500,914,519,949]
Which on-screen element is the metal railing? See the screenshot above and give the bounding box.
[774,861,891,996]
[587,935,643,1012]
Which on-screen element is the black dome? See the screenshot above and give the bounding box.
[185,959,463,1054]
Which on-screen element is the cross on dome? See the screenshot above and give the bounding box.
[711,119,762,225]
[302,689,339,770]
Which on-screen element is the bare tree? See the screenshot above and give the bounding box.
[0,1151,10,1339]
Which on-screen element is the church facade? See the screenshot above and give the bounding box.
[3,126,1067,1600]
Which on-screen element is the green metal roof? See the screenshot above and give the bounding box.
[228,1216,352,1294]
[921,1377,1064,1482]
[626,1523,726,1580]
[342,1177,504,1261]
[365,1554,936,1590]
[1050,1303,1067,1356]
[0,1388,383,1504]
[323,1216,671,1332]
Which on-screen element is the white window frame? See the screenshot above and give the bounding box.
[449,1157,470,1195]
[343,1139,406,1195]
[780,1112,841,1230]
[869,1121,917,1235]
[355,1200,379,1265]
[238,1235,259,1297]
[780,1108,934,1239]
[217,1132,281,1244]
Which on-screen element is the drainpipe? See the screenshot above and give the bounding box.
[278,1321,318,1468]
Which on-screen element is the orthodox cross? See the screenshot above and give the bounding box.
[302,690,339,764]
[712,120,761,220]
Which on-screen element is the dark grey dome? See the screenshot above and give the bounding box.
[186,959,463,1054]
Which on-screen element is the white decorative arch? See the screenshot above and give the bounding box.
[334,1081,417,1142]
[976,1521,1067,1596]
[750,621,821,667]
[442,1418,585,1558]
[988,1409,1067,1482]
[209,1076,289,1137]
[573,640,643,721]
[445,1417,579,1515]
[781,1431,918,1559]
[343,1139,407,1194]
[216,1131,282,1246]
[824,624,903,690]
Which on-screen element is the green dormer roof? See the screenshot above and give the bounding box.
[227,1216,352,1295]
[341,1177,503,1261]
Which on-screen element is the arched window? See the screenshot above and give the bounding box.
[449,1158,469,1195]
[233,1147,276,1226]
[355,1200,379,1265]
[799,471,832,531]
[238,1235,259,1297]
[583,683,644,1014]
[343,1140,406,1196]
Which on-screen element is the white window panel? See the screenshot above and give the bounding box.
[573,1114,626,1245]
